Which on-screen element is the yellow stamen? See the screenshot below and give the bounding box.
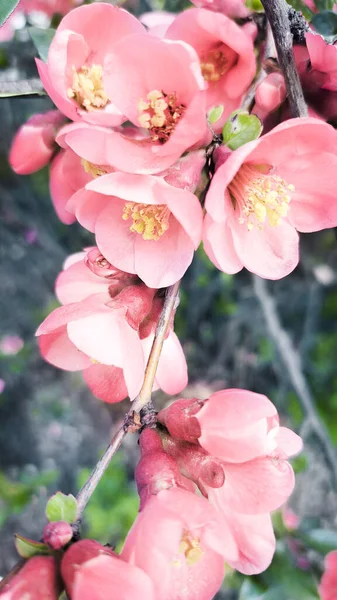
[138,89,185,143]
[229,163,295,230]
[200,45,236,82]
[81,159,108,178]
[67,64,109,112]
[122,202,170,241]
[178,531,204,566]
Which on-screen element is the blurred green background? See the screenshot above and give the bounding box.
[1,0,337,597]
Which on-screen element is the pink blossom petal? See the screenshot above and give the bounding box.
[224,510,275,575]
[56,259,110,304]
[202,213,243,274]
[50,152,77,225]
[222,455,295,513]
[72,554,155,600]
[36,294,108,335]
[275,426,303,458]
[155,331,188,394]
[39,327,92,371]
[83,364,128,403]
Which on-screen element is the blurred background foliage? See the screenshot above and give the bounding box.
[1,0,337,597]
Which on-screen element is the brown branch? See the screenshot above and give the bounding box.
[75,281,180,519]
[260,0,307,118]
[253,275,337,488]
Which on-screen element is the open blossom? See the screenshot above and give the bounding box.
[37,250,187,402]
[0,556,60,599]
[62,152,205,288]
[157,389,302,574]
[122,487,231,600]
[36,3,144,126]
[319,551,337,600]
[203,118,337,279]
[166,8,256,122]
[61,540,155,600]
[9,110,64,175]
[97,33,208,173]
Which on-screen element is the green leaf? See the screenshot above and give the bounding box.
[287,0,314,21]
[301,528,337,553]
[239,579,265,599]
[208,105,224,125]
[314,0,335,11]
[46,492,78,523]
[29,27,56,62]
[15,534,50,559]
[311,11,337,37]
[0,0,21,28]
[222,110,262,151]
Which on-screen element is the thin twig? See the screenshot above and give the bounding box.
[132,280,180,413]
[253,275,337,487]
[0,78,45,98]
[260,0,307,118]
[75,281,180,519]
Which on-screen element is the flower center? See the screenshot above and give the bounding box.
[178,531,204,566]
[67,64,109,111]
[229,163,295,230]
[200,45,236,82]
[81,158,108,178]
[138,90,186,143]
[122,202,170,240]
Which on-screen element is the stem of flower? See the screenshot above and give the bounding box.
[75,281,180,519]
[260,0,308,118]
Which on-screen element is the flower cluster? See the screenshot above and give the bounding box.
[0,390,302,600]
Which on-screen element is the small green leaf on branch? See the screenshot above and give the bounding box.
[46,492,78,523]
[29,27,55,62]
[0,0,21,28]
[222,110,262,151]
[208,105,224,125]
[15,534,50,559]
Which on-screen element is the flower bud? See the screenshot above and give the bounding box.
[158,398,204,443]
[9,110,64,175]
[43,521,73,550]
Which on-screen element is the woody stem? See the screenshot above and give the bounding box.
[260,0,308,118]
[76,280,180,519]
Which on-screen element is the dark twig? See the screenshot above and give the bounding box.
[253,275,337,488]
[76,281,180,519]
[0,78,45,98]
[260,0,308,117]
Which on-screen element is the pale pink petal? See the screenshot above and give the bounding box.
[222,455,295,513]
[83,364,128,403]
[72,554,155,600]
[95,201,137,274]
[36,295,107,335]
[38,327,92,371]
[202,213,243,274]
[155,331,188,394]
[50,152,77,225]
[55,259,110,304]
[275,426,303,458]
[225,511,275,575]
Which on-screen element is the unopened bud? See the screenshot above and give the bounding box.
[85,248,135,281]
[43,521,73,550]
[158,398,204,443]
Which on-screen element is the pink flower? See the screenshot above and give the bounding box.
[122,488,232,600]
[9,110,64,175]
[0,556,60,599]
[21,0,83,17]
[282,506,300,531]
[37,3,145,126]
[0,335,24,355]
[61,539,155,600]
[100,34,208,173]
[157,389,302,574]
[37,250,187,402]
[319,551,337,600]
[306,32,337,92]
[66,155,204,288]
[189,0,249,18]
[166,8,256,121]
[203,118,337,279]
